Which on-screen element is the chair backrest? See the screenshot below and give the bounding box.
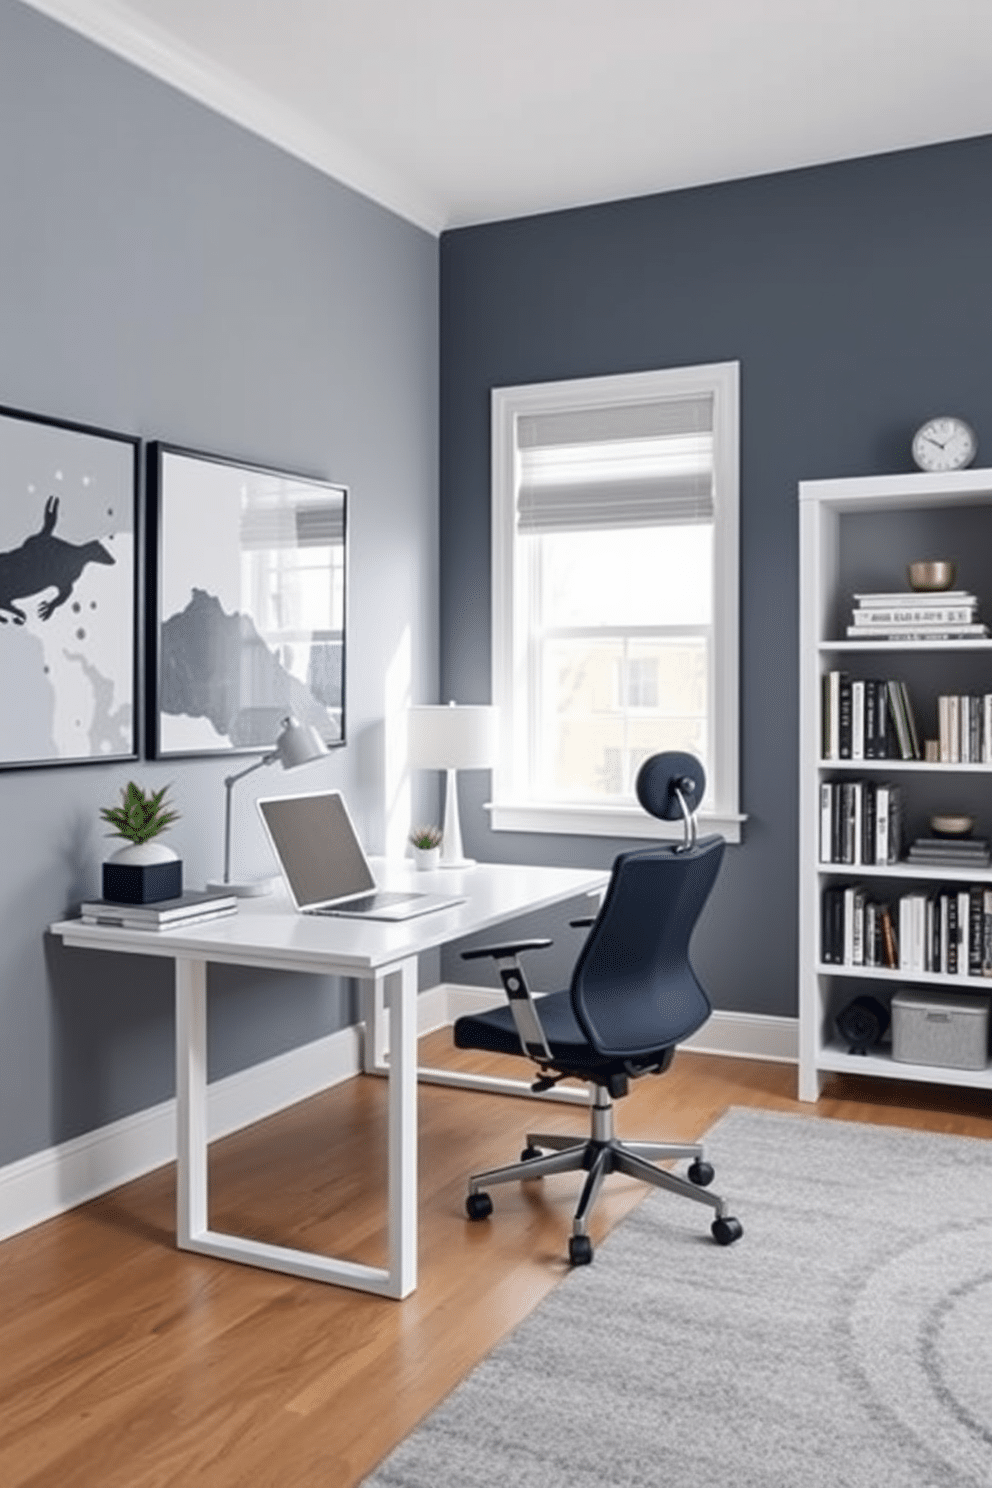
[569,834,725,1061]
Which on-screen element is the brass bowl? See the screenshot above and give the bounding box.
[930,814,974,837]
[907,559,956,592]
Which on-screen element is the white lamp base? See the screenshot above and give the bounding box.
[207,876,279,898]
[437,855,476,870]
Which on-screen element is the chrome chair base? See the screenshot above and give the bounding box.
[465,1085,741,1261]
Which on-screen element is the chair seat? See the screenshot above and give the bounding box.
[455,990,659,1075]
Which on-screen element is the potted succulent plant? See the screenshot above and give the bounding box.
[408,824,443,870]
[100,782,183,904]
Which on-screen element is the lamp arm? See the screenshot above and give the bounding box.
[221,753,275,883]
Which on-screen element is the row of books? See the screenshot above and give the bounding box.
[819,781,902,866]
[848,589,988,642]
[821,673,921,761]
[80,889,238,931]
[821,884,992,977]
[936,694,992,764]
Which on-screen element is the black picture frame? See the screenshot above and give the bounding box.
[147,443,347,759]
[0,403,139,770]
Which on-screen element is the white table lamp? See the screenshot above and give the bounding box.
[408,703,496,868]
[209,714,327,895]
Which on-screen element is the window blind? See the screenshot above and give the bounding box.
[516,393,714,534]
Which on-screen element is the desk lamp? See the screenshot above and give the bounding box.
[209,714,327,895]
[408,703,496,868]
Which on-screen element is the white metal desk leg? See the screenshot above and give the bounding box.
[360,973,388,1074]
[386,959,417,1298]
[175,955,208,1248]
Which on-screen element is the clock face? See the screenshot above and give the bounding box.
[912,416,978,473]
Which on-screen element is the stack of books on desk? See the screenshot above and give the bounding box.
[80,889,238,930]
[847,590,988,642]
[906,836,992,870]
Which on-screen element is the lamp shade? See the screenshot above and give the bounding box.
[408,704,496,770]
[274,715,326,770]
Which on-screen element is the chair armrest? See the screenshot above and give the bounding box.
[461,938,553,961]
[459,941,553,1063]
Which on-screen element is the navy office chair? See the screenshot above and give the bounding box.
[454,752,742,1265]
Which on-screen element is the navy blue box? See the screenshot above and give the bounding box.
[102,859,183,905]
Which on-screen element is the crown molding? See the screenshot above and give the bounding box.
[19,0,445,235]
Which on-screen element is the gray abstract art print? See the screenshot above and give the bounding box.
[149,444,346,759]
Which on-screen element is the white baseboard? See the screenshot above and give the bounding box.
[439,983,798,1065]
[0,1024,361,1246]
[0,984,793,1245]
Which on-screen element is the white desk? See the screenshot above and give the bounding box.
[51,860,607,1300]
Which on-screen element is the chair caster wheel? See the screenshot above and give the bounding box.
[466,1191,493,1221]
[687,1160,714,1187]
[711,1216,743,1246]
[568,1234,593,1266]
[521,1144,542,1162]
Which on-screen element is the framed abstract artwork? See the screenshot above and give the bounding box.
[147,443,347,759]
[0,404,138,769]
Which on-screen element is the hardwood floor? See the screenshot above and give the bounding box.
[2,1035,991,1487]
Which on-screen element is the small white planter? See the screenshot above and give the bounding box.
[106,841,179,867]
[411,845,441,871]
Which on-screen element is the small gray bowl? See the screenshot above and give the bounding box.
[908,560,956,592]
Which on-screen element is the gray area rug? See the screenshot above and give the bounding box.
[362,1106,992,1487]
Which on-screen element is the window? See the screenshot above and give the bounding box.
[491,362,741,841]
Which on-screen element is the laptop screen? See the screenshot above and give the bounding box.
[257,791,377,909]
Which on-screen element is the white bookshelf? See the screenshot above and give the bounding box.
[799,467,992,1101]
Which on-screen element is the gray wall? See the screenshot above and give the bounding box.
[0,2,439,1166]
[438,135,992,1011]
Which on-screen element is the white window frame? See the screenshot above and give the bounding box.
[490,361,743,843]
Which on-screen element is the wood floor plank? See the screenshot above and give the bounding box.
[1,1034,990,1486]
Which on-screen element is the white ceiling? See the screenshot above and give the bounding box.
[23,0,992,234]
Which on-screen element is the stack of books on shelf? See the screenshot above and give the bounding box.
[80,889,238,931]
[936,694,992,762]
[819,780,903,865]
[847,589,988,642]
[821,884,992,977]
[821,671,920,760]
[906,834,991,870]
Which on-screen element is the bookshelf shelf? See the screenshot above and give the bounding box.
[820,639,992,653]
[799,467,992,1101]
[819,759,992,773]
[816,1042,992,1089]
[819,862,992,883]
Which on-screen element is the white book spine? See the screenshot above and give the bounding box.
[851,681,865,761]
[820,783,833,864]
[875,786,890,864]
[898,896,910,972]
[959,890,972,978]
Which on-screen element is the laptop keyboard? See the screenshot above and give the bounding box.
[309,891,423,915]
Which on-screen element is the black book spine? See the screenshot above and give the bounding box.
[969,885,984,975]
[864,681,877,759]
[948,893,959,976]
[838,677,853,759]
[831,784,843,864]
[862,781,876,866]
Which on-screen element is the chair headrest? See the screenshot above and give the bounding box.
[635,752,706,822]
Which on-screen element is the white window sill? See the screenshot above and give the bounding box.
[487,801,745,844]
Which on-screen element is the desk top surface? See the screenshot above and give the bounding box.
[50,859,609,976]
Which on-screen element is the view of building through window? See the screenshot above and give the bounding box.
[522,523,712,801]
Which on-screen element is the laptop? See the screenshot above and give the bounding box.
[257,790,465,921]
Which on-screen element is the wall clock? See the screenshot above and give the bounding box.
[911,415,978,473]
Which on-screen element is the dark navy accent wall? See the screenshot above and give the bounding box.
[439,136,992,1015]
